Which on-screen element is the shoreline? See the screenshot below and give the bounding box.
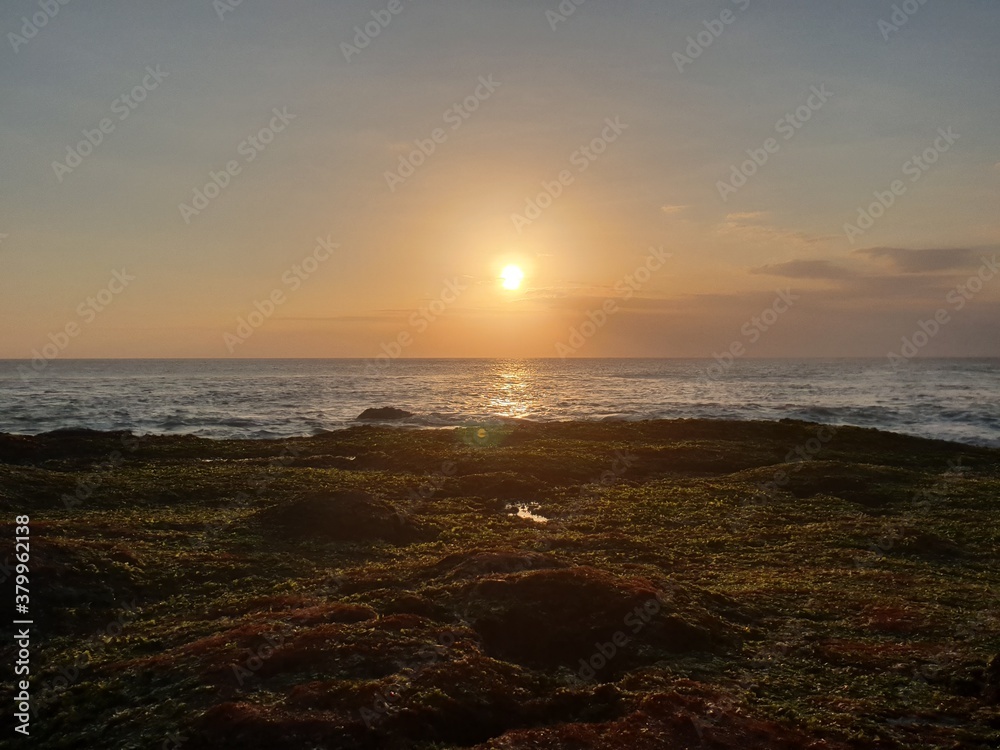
[2,415,998,451]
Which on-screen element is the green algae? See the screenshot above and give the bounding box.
[0,419,997,749]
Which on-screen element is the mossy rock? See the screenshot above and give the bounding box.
[433,548,567,580]
[459,567,735,671]
[252,490,435,544]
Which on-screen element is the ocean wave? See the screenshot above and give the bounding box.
[0,359,997,447]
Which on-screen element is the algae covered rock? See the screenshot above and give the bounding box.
[458,566,737,672]
[434,548,568,580]
[253,489,434,544]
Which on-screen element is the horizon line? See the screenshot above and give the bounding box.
[2,356,999,362]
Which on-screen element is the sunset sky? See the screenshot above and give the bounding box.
[2,0,999,359]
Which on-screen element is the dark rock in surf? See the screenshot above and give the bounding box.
[355,407,413,422]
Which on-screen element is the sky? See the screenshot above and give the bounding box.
[1,0,998,360]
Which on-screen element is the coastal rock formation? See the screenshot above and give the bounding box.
[9,421,998,749]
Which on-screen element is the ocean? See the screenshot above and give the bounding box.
[0,358,997,447]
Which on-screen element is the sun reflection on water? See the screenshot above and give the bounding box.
[487,360,537,419]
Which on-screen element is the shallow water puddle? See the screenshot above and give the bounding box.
[507,503,549,523]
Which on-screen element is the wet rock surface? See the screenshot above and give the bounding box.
[355,407,414,422]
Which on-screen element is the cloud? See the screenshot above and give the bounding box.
[725,211,768,222]
[855,247,977,273]
[276,313,408,323]
[750,259,856,280]
[660,204,689,214]
[718,213,834,247]
[521,286,572,300]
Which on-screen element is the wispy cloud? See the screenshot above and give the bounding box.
[725,211,769,222]
[855,247,978,273]
[750,259,856,280]
[718,213,834,247]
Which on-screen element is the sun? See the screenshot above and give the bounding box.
[500,264,525,290]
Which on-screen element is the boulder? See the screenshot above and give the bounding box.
[355,407,413,422]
